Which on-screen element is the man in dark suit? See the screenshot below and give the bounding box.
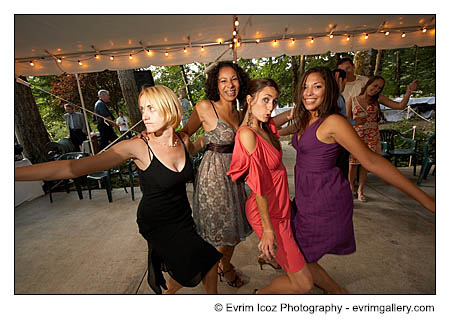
[64,103,87,150]
[94,90,118,151]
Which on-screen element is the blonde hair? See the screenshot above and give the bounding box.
[138,85,181,128]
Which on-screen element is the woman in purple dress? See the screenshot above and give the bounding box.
[283,67,434,294]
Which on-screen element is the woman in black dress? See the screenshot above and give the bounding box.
[15,85,222,294]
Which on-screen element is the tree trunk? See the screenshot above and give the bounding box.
[290,56,299,104]
[117,69,145,133]
[354,49,378,76]
[179,65,194,106]
[374,49,383,76]
[14,78,50,164]
[395,49,401,97]
[299,55,306,77]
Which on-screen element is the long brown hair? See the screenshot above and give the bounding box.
[293,67,340,136]
[359,75,385,105]
[243,78,281,151]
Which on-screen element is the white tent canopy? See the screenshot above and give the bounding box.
[15,14,435,76]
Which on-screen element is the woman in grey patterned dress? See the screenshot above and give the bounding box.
[181,61,252,287]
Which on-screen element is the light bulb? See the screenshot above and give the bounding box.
[310,37,314,44]
[217,38,223,44]
[201,46,204,52]
[78,60,83,66]
[385,31,390,36]
[110,56,114,61]
[273,39,278,45]
[364,33,369,40]
[147,50,152,56]
[29,61,34,67]
[236,42,241,48]
[165,51,169,56]
[129,54,133,60]
[291,38,295,44]
[402,32,406,38]
[95,54,100,59]
[234,18,239,27]
[57,58,62,63]
[256,39,260,44]
[346,35,350,41]
[233,29,237,36]
[183,47,187,53]
[422,27,427,33]
[329,34,334,39]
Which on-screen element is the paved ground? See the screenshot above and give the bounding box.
[14,142,435,295]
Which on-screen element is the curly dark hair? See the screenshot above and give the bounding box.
[205,61,249,103]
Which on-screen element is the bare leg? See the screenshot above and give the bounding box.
[358,167,368,196]
[308,262,348,294]
[217,245,243,286]
[163,276,183,294]
[202,262,219,294]
[348,164,358,194]
[256,264,313,294]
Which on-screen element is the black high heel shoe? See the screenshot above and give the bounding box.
[218,265,245,288]
[257,256,282,270]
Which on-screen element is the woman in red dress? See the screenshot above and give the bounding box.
[228,79,313,294]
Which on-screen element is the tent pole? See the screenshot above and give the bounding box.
[75,73,95,155]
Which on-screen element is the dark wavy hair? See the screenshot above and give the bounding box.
[205,61,249,103]
[243,78,281,151]
[293,66,340,136]
[359,75,385,105]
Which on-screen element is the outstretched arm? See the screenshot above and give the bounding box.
[239,128,277,260]
[379,80,417,110]
[15,139,138,182]
[272,109,294,128]
[327,115,434,212]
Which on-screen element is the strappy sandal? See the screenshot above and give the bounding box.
[357,192,368,202]
[218,265,245,288]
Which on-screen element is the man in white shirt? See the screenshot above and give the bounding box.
[116,111,131,139]
[337,58,369,102]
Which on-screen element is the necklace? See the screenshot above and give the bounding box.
[150,135,179,147]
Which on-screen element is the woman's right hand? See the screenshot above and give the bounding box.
[258,230,277,261]
[135,130,149,139]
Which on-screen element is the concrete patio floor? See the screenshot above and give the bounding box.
[14,142,436,295]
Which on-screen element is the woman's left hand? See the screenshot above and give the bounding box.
[407,80,418,92]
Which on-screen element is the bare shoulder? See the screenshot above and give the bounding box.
[195,100,212,113]
[238,127,257,154]
[324,113,348,126]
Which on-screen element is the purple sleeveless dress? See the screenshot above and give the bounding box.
[291,118,356,263]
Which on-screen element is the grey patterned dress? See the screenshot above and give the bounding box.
[192,104,253,247]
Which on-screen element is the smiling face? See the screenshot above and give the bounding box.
[247,86,279,123]
[302,72,326,113]
[366,78,385,97]
[217,66,240,101]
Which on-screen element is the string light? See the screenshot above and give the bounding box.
[364,33,369,40]
[56,57,62,63]
[183,47,187,53]
[110,56,114,61]
[273,39,278,46]
[146,49,152,56]
[346,35,351,41]
[95,54,100,59]
[129,54,133,60]
[233,37,238,43]
[165,51,169,56]
[329,34,334,39]
[256,39,260,44]
[291,38,295,44]
[78,60,83,66]
[422,27,427,33]
[234,17,239,27]
[402,32,406,38]
[232,29,237,36]
[236,41,241,48]
[310,37,314,44]
[201,46,204,52]
[229,43,233,48]
[29,61,34,67]
[217,38,223,44]
[385,31,390,36]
